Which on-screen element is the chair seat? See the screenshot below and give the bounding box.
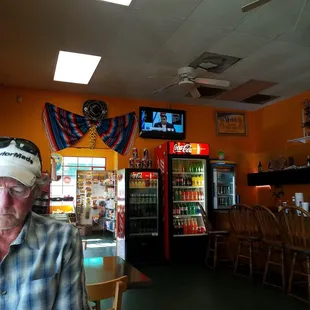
[237,235,260,241]
[287,246,310,255]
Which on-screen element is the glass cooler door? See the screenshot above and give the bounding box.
[127,171,159,237]
[171,158,207,237]
[213,167,235,209]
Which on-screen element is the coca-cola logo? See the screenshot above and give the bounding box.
[131,172,143,179]
[173,143,192,154]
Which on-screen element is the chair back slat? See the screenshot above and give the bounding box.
[228,204,260,238]
[87,276,128,310]
[281,206,310,250]
[199,204,213,231]
[253,205,285,243]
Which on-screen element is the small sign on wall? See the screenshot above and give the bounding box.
[216,112,247,135]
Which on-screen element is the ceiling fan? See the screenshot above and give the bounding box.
[151,67,231,99]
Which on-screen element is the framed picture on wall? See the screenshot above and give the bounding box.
[216,112,247,135]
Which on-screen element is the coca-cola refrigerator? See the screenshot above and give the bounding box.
[154,141,210,263]
[116,168,163,265]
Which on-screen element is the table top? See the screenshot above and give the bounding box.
[84,256,152,289]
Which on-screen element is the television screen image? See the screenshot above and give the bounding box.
[139,107,186,140]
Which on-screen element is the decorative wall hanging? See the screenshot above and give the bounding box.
[216,112,247,135]
[43,102,137,155]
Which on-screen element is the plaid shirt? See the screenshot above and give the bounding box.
[0,212,91,310]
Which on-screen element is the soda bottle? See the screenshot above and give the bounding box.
[183,219,188,235]
[189,219,193,234]
[193,219,198,234]
[186,190,190,201]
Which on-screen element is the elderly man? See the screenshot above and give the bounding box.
[0,137,90,309]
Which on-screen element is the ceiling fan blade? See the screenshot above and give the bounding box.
[194,78,230,88]
[189,87,201,99]
[241,0,272,12]
[151,82,178,95]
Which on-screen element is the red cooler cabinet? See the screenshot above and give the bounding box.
[155,142,210,263]
[116,168,163,265]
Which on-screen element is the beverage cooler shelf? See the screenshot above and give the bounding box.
[129,187,158,189]
[174,200,204,203]
[174,214,202,218]
[129,202,157,205]
[173,233,207,237]
[130,216,157,220]
[218,194,234,196]
[173,186,204,189]
[172,172,203,175]
[129,232,158,237]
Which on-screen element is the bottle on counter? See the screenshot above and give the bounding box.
[292,195,296,206]
[258,161,263,173]
[307,156,310,167]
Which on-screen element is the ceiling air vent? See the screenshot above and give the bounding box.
[241,94,279,105]
[189,52,241,73]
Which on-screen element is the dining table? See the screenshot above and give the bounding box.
[84,256,152,289]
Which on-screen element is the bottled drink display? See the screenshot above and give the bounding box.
[128,172,159,235]
[214,169,235,208]
[172,158,207,236]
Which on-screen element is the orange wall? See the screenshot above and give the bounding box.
[255,91,310,206]
[0,87,257,205]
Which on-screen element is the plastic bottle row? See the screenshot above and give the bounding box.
[129,219,157,234]
[173,203,201,216]
[172,160,204,173]
[129,205,157,217]
[173,218,206,235]
[172,175,204,187]
[173,189,204,201]
[129,178,157,188]
[129,193,157,203]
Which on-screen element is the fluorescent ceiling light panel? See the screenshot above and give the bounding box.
[99,0,132,6]
[54,51,101,84]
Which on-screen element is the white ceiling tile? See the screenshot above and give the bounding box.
[224,41,305,78]
[257,48,310,82]
[103,15,182,62]
[132,0,203,20]
[187,0,251,28]
[150,22,230,67]
[208,31,271,58]
[277,29,310,47]
[235,0,306,38]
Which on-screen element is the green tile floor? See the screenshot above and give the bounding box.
[83,234,307,310]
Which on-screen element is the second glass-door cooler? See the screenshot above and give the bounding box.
[116,168,163,265]
[210,160,236,210]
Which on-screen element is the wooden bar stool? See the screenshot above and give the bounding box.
[229,204,261,278]
[200,206,234,269]
[281,206,310,307]
[254,205,286,292]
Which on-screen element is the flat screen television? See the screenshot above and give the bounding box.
[139,106,186,140]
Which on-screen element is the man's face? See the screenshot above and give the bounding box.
[0,177,34,230]
[161,116,167,125]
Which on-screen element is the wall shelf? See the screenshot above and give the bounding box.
[287,136,310,143]
[248,168,310,186]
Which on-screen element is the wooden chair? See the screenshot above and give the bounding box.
[229,204,261,278]
[254,205,286,292]
[87,276,128,310]
[281,206,310,306]
[200,206,234,269]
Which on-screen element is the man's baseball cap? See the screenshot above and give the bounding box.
[0,139,42,187]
